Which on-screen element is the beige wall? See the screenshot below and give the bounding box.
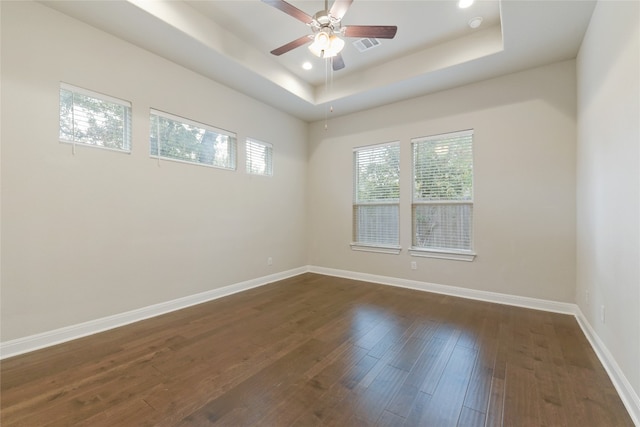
[576,0,640,402]
[308,60,577,302]
[2,0,637,417]
[1,3,637,411]
[0,1,308,341]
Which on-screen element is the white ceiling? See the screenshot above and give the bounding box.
[43,0,596,122]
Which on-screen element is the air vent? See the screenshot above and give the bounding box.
[353,38,380,52]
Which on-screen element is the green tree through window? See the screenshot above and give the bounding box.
[353,143,400,248]
[412,130,473,252]
[59,84,131,151]
[149,110,236,170]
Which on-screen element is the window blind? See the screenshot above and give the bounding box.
[149,109,236,170]
[353,142,400,247]
[412,130,473,252]
[59,83,131,152]
[246,138,273,176]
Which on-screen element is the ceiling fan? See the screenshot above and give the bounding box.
[262,0,397,71]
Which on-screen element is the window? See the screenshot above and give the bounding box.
[59,83,131,152]
[411,130,474,261]
[352,142,401,253]
[246,138,273,176]
[149,109,236,170]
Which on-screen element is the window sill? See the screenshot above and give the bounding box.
[350,243,402,255]
[149,155,236,171]
[61,140,131,154]
[409,248,476,262]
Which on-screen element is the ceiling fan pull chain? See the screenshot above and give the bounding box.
[325,58,329,129]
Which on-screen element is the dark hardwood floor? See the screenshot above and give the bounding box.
[1,273,633,426]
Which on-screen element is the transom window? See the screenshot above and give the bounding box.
[59,83,131,153]
[149,109,236,170]
[246,138,273,176]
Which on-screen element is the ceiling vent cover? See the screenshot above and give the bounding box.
[353,38,380,52]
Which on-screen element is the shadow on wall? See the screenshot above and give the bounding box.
[312,60,577,141]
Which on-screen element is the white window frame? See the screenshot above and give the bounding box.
[410,129,476,262]
[149,109,236,170]
[59,82,132,154]
[351,141,402,254]
[246,138,273,176]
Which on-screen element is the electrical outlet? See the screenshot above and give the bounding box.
[600,305,605,323]
[267,257,273,266]
[585,289,589,304]
[411,261,417,270]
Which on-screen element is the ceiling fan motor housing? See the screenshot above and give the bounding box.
[264,0,397,70]
[311,10,342,34]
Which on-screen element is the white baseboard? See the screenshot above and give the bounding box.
[308,266,577,314]
[574,308,640,426]
[309,266,639,425]
[0,267,307,360]
[2,265,638,426]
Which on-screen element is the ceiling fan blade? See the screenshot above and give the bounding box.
[329,0,353,20]
[262,0,313,24]
[270,35,312,56]
[332,53,346,71]
[343,25,398,39]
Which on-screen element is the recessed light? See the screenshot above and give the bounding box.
[458,0,474,9]
[302,62,313,70]
[468,16,483,29]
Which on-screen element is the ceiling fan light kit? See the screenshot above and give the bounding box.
[262,0,397,71]
[309,31,345,58]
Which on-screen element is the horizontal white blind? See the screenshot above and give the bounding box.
[149,109,236,170]
[151,109,235,138]
[353,142,400,246]
[60,82,131,107]
[353,204,399,245]
[59,83,131,152]
[412,130,473,252]
[413,203,472,250]
[246,138,273,176]
[413,130,473,202]
[354,142,400,203]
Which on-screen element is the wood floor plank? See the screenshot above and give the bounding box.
[529,315,571,427]
[569,364,635,427]
[502,308,542,427]
[179,338,332,425]
[403,390,433,426]
[388,336,430,372]
[419,330,461,395]
[258,343,372,425]
[1,273,634,426]
[462,315,499,414]
[541,319,590,427]
[366,317,417,360]
[503,363,541,427]
[376,409,407,426]
[384,324,440,417]
[417,345,478,426]
[140,330,312,424]
[339,363,409,425]
[485,376,505,427]
[74,398,158,427]
[458,406,487,427]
